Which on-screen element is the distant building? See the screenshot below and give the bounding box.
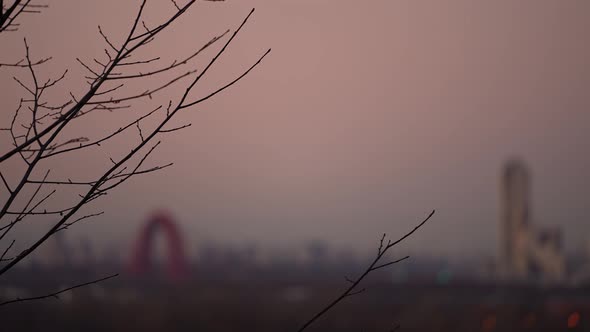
[498,159,565,284]
[35,232,70,268]
[70,236,95,267]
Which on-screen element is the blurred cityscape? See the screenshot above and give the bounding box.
[1,159,589,331]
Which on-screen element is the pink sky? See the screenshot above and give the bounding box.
[1,0,589,259]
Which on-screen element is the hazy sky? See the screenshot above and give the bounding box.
[1,0,589,260]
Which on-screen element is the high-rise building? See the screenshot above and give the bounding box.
[35,232,70,268]
[499,159,565,283]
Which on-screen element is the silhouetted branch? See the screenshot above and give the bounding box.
[1,0,268,313]
[159,123,192,133]
[0,239,15,262]
[0,273,118,306]
[0,3,270,279]
[0,1,46,33]
[296,210,435,332]
[87,69,197,105]
[40,105,162,158]
[0,171,12,193]
[57,211,104,232]
[0,0,202,163]
[108,30,229,80]
[179,48,271,109]
[0,55,50,68]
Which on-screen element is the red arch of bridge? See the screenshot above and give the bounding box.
[129,210,188,279]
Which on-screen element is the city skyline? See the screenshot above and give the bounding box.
[2,0,589,258]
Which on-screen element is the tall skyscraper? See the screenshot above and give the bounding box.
[500,159,531,279]
[499,159,565,283]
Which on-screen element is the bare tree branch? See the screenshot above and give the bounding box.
[0,273,118,306]
[296,210,435,332]
[0,1,46,33]
[0,239,15,262]
[0,4,270,279]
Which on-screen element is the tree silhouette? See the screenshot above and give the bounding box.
[0,0,269,303]
[1,3,433,332]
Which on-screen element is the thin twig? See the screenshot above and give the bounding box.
[296,210,435,332]
[0,273,118,306]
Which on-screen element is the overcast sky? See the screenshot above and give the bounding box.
[1,0,589,260]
